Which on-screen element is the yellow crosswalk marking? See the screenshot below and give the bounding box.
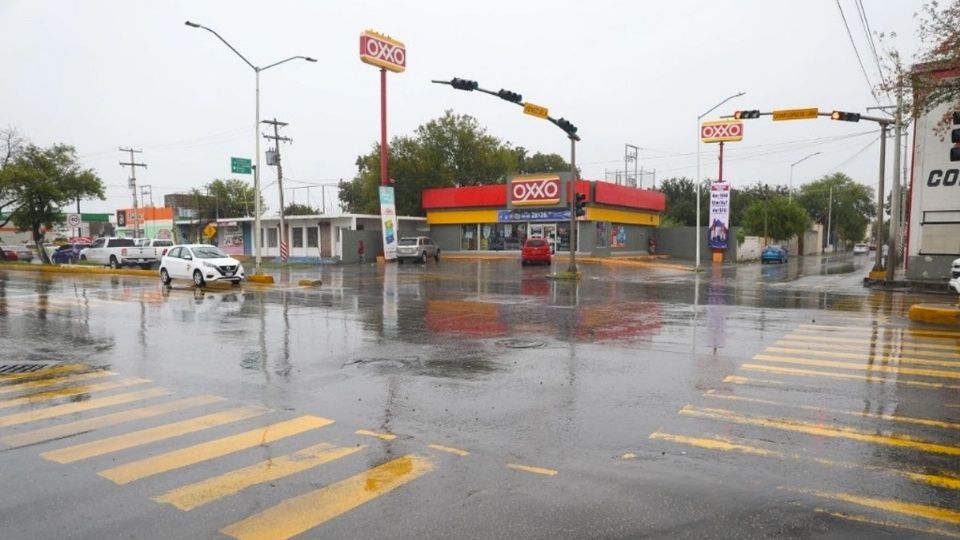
[723,375,786,386]
[1,395,226,447]
[428,444,470,457]
[41,406,268,464]
[99,415,334,485]
[784,487,960,526]
[679,405,960,456]
[777,338,960,359]
[753,354,960,380]
[741,363,960,390]
[0,378,151,409]
[770,344,960,367]
[0,370,114,396]
[354,429,396,441]
[507,463,558,476]
[0,388,173,428]
[813,508,960,538]
[220,454,433,540]
[798,323,960,339]
[0,364,91,381]
[649,431,960,490]
[785,333,960,352]
[153,442,364,511]
[703,391,960,431]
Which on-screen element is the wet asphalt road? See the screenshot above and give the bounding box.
[0,253,958,539]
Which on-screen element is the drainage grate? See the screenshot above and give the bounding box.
[0,362,58,375]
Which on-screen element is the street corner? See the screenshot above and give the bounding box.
[909,303,960,327]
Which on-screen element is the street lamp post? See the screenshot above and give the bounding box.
[184,21,316,275]
[696,92,745,270]
[788,152,822,203]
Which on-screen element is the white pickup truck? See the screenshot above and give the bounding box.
[135,238,175,258]
[79,237,159,269]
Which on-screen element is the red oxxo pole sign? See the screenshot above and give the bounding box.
[360,30,406,187]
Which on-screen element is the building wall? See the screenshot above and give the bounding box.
[908,254,957,281]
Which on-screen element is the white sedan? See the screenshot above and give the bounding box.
[159,244,244,287]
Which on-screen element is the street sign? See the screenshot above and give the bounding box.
[700,120,744,143]
[523,102,549,119]
[231,157,252,174]
[360,30,406,73]
[203,224,217,238]
[773,108,819,121]
[66,213,81,228]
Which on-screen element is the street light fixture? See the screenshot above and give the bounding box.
[696,92,745,270]
[788,152,822,202]
[184,20,315,275]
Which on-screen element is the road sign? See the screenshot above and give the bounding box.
[203,224,217,238]
[523,102,549,119]
[66,213,81,228]
[773,108,819,121]
[231,157,252,174]
[701,120,744,143]
[360,31,406,73]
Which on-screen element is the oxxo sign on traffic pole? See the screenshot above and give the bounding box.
[700,119,742,263]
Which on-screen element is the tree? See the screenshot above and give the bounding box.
[740,196,809,242]
[0,127,26,220]
[657,177,706,226]
[796,173,875,246]
[284,203,318,215]
[0,144,104,263]
[514,148,571,174]
[204,178,260,218]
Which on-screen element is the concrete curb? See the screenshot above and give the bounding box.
[0,262,155,278]
[908,303,960,327]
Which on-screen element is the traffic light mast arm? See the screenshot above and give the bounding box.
[717,109,891,126]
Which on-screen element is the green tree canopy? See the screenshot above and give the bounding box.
[205,178,260,217]
[657,178,790,227]
[0,143,104,262]
[740,197,810,241]
[284,203,318,216]
[795,172,874,245]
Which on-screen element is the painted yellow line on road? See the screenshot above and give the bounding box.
[41,405,268,464]
[785,333,960,352]
[777,338,960,359]
[621,453,637,460]
[0,363,91,381]
[354,429,396,441]
[0,378,151,409]
[650,430,960,490]
[813,509,960,539]
[798,323,960,339]
[0,387,172,428]
[703,391,960,431]
[154,442,363,511]
[428,444,470,457]
[220,454,433,540]
[99,415,334,485]
[723,375,786,386]
[784,487,960,526]
[507,463,559,476]
[1,395,226,447]
[741,363,960,390]
[0,370,114,396]
[753,354,960,380]
[772,343,960,367]
[679,405,960,456]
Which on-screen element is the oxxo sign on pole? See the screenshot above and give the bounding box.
[700,120,743,143]
[359,31,406,73]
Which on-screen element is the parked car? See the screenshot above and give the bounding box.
[853,243,869,254]
[135,238,175,258]
[521,238,552,266]
[396,236,440,264]
[79,237,158,269]
[50,243,86,264]
[761,245,788,264]
[159,244,244,287]
[0,245,33,262]
[949,257,960,295]
[1,247,20,261]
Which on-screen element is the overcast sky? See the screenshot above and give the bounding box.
[0,0,925,216]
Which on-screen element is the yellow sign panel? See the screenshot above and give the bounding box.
[203,224,217,238]
[700,120,743,143]
[523,102,549,119]
[772,108,819,121]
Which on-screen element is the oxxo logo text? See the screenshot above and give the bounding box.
[360,32,406,72]
[927,169,959,187]
[511,177,561,206]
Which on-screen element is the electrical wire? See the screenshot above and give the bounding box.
[836,0,881,104]
[854,0,889,96]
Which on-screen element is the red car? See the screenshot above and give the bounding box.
[521,238,552,266]
[1,248,18,261]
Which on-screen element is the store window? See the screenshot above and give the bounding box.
[557,224,570,251]
[461,224,478,250]
[266,228,278,248]
[596,221,608,248]
[307,227,319,248]
[292,227,304,248]
[480,224,497,250]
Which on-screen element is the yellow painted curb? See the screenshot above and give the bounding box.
[868,270,886,280]
[0,263,155,278]
[247,274,275,284]
[297,279,322,287]
[909,304,960,327]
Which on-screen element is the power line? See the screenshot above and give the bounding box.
[854,0,888,95]
[836,0,880,104]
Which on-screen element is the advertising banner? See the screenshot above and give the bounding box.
[708,182,731,250]
[498,209,570,222]
[379,186,398,260]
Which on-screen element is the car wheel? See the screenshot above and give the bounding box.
[80,255,87,261]
[420,252,427,264]
[193,270,205,288]
[434,249,440,262]
[160,268,171,285]
[109,256,119,269]
[67,256,75,264]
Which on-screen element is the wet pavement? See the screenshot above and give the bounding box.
[0,253,957,539]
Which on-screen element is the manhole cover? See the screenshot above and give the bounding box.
[495,339,545,349]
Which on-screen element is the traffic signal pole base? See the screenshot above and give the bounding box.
[712,252,724,264]
[248,273,275,284]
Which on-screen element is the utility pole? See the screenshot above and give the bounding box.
[886,77,904,281]
[826,186,833,253]
[873,123,888,272]
[119,148,146,239]
[262,118,292,263]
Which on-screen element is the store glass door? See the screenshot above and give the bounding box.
[530,223,557,253]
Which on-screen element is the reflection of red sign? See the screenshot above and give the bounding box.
[700,120,743,143]
[360,31,406,73]
[511,176,561,206]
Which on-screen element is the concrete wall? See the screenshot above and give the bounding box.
[429,225,462,253]
[738,236,761,261]
[907,254,957,281]
[341,230,384,264]
[654,226,737,262]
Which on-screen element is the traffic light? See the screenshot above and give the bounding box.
[575,192,586,217]
[951,111,960,162]
[555,117,578,136]
[450,78,478,91]
[496,89,522,103]
[734,110,760,120]
[830,110,861,122]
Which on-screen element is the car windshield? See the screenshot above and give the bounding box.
[398,238,418,246]
[767,245,782,250]
[112,238,136,247]
[192,247,228,259]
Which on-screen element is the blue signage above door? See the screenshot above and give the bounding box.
[498,209,570,222]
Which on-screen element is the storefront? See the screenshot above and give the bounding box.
[422,175,665,256]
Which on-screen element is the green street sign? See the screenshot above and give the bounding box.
[231,157,252,174]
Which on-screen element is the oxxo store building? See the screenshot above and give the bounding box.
[422,175,666,256]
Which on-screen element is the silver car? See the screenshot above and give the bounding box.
[396,236,440,264]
